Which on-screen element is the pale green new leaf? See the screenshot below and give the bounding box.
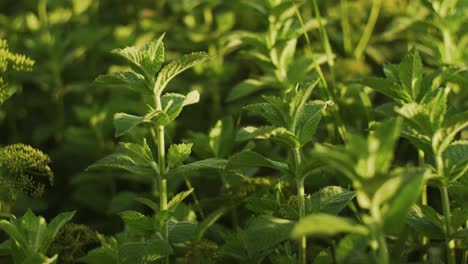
[154,52,209,95]
[369,118,402,176]
[291,214,368,238]
[167,143,193,168]
[226,150,291,175]
[167,189,194,212]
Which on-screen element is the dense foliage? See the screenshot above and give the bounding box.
[0,0,467,263]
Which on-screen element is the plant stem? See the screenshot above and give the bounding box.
[340,0,352,55]
[155,95,169,264]
[297,177,306,264]
[440,186,456,264]
[419,149,428,262]
[377,230,389,264]
[293,148,306,264]
[436,152,456,264]
[354,0,382,59]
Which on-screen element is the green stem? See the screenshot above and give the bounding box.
[293,148,306,264]
[340,0,352,55]
[436,152,456,264]
[354,0,382,59]
[440,186,456,264]
[419,150,428,263]
[155,95,169,264]
[297,177,306,264]
[377,230,389,264]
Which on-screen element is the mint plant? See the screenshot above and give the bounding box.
[84,35,229,263]
[226,81,330,263]
[363,48,468,264]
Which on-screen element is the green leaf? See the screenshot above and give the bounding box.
[167,189,194,212]
[87,140,156,177]
[94,72,149,93]
[373,167,427,234]
[169,158,228,177]
[196,208,226,240]
[369,118,402,176]
[291,214,368,238]
[398,48,423,100]
[308,186,356,215]
[227,150,291,175]
[361,77,412,103]
[227,79,266,102]
[112,35,165,81]
[443,141,468,182]
[119,239,172,263]
[39,211,75,254]
[296,100,328,145]
[119,211,154,236]
[167,143,193,168]
[245,215,294,257]
[168,220,198,243]
[244,103,287,127]
[433,110,468,155]
[154,52,209,95]
[113,111,170,137]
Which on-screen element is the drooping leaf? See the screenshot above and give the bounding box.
[227,150,291,175]
[373,167,427,234]
[291,214,368,238]
[169,158,228,177]
[94,72,149,93]
[308,186,356,215]
[113,111,170,137]
[245,215,294,257]
[227,79,266,102]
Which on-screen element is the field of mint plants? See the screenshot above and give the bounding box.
[0,0,467,263]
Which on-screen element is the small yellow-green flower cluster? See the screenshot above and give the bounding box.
[0,144,54,199]
[0,39,34,105]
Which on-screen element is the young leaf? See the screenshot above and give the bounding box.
[291,214,368,238]
[154,52,209,95]
[167,143,193,168]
